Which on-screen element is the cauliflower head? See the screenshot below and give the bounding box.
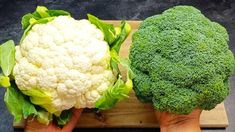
[1,6,132,125]
[13,16,116,112]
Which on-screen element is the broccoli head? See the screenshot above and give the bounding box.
[129,6,235,114]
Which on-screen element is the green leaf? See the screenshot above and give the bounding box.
[0,47,1,65]
[20,17,55,43]
[20,25,33,44]
[95,75,132,110]
[110,50,120,74]
[21,13,34,30]
[4,83,37,122]
[120,58,135,79]
[47,10,71,16]
[22,99,37,118]
[20,6,71,43]
[88,14,116,44]
[110,49,134,78]
[36,17,55,24]
[4,86,23,122]
[21,89,57,113]
[36,110,53,125]
[0,40,15,76]
[90,19,133,110]
[21,89,51,104]
[96,49,134,110]
[31,11,41,19]
[56,109,72,126]
[36,6,50,18]
[0,76,10,87]
[111,21,131,52]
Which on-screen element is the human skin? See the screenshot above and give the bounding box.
[25,108,201,132]
[155,109,202,132]
[25,109,83,132]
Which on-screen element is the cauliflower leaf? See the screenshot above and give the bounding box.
[4,83,37,122]
[36,109,53,125]
[21,6,70,43]
[0,40,15,76]
[0,75,10,87]
[88,14,116,45]
[88,14,133,110]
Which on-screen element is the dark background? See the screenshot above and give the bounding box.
[0,0,235,132]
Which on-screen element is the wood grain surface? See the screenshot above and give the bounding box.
[13,21,229,128]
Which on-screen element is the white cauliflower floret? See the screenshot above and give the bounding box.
[13,16,116,112]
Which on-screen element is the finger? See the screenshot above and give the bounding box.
[61,108,83,132]
[192,109,202,115]
[154,110,168,120]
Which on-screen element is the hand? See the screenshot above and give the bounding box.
[25,109,83,132]
[155,109,202,132]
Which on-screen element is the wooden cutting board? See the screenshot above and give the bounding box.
[13,21,229,128]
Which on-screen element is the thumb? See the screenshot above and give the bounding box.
[61,108,83,132]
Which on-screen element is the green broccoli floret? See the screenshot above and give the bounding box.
[129,6,235,114]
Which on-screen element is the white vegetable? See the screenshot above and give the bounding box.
[13,16,116,111]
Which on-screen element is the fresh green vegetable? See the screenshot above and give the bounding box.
[36,110,53,125]
[129,6,235,114]
[88,14,116,44]
[4,83,37,122]
[0,40,15,76]
[0,75,10,87]
[56,110,72,126]
[89,15,133,110]
[20,6,70,43]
